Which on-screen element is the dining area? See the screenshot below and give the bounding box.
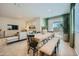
[0,3,77,56]
[26,32,60,56]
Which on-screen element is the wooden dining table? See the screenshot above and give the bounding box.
[27,32,58,56]
[32,32,59,56]
[38,38,59,56]
[34,32,54,42]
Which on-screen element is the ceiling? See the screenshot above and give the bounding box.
[0,3,70,19]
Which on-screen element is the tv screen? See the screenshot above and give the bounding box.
[8,24,18,30]
[12,25,18,30]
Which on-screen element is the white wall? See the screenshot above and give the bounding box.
[26,18,41,32]
[48,17,63,31]
[0,17,26,37]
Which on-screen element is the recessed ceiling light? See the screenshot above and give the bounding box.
[13,3,23,7]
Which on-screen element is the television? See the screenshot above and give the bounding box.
[8,24,18,30]
[12,25,18,30]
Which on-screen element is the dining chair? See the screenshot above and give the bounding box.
[27,35,38,56]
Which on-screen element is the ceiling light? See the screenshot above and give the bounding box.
[13,3,23,7]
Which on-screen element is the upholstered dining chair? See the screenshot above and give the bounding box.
[27,35,38,56]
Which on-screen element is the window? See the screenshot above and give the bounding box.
[52,21,63,31]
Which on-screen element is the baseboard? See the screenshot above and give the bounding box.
[7,39,26,44]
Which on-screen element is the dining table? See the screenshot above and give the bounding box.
[34,32,54,42]
[27,32,60,56]
[38,37,59,56]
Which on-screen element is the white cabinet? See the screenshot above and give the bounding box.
[6,36,18,43]
[5,32,27,43]
[18,32,27,40]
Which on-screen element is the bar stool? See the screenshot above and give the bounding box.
[27,35,38,56]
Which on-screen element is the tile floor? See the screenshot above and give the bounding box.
[0,39,77,56]
[0,40,28,56]
[58,40,77,56]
